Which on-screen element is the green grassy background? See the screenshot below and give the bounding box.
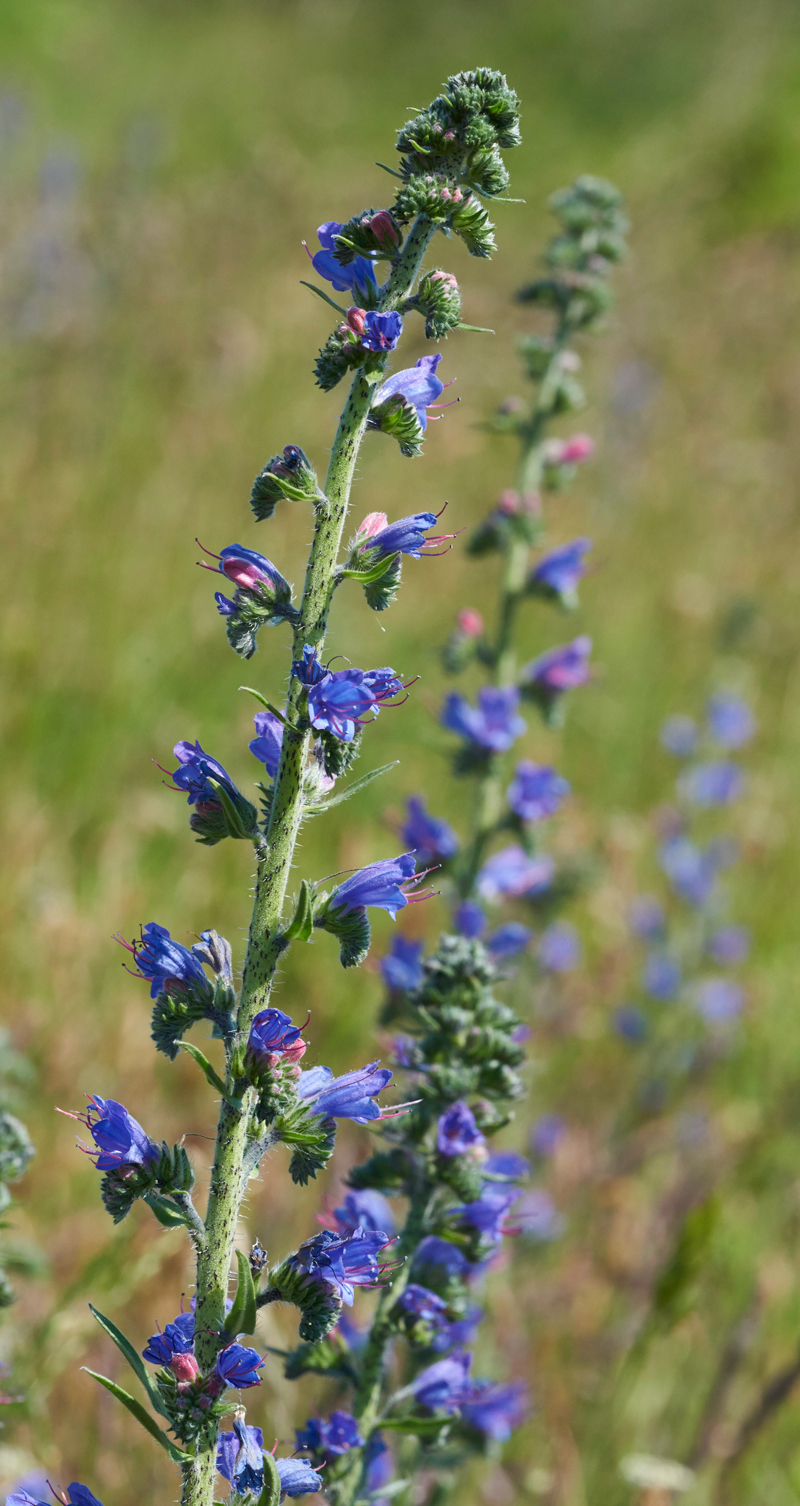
[3,0,800,1500]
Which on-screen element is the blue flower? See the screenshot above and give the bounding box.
[357,510,446,559]
[296,1411,364,1458]
[398,1282,449,1324]
[530,1114,567,1158]
[708,925,750,965]
[275,1459,323,1498]
[660,715,698,757]
[538,922,581,972]
[328,852,425,919]
[437,1102,485,1158]
[412,1236,473,1281]
[628,896,666,940]
[380,935,424,993]
[211,543,292,608]
[451,1186,519,1244]
[170,741,238,808]
[248,1008,307,1065]
[614,1006,648,1042]
[118,922,211,1001]
[250,711,285,777]
[453,901,487,938]
[361,311,402,352]
[522,636,592,699]
[486,923,532,958]
[694,978,745,1023]
[411,1350,474,1413]
[483,1151,530,1180]
[80,1096,159,1172]
[401,797,459,863]
[332,1189,396,1237]
[306,666,405,743]
[214,1343,264,1389]
[310,221,377,296]
[678,760,744,806]
[513,1189,564,1241]
[442,686,526,753]
[292,644,327,685]
[142,1309,194,1365]
[643,953,681,1001]
[529,538,592,604]
[707,694,755,749]
[363,1436,393,1499]
[287,1228,392,1306]
[461,1380,528,1441]
[217,1419,264,1494]
[9,1490,104,1506]
[659,837,719,906]
[506,761,570,822]
[373,354,445,431]
[297,1061,392,1123]
[477,846,554,902]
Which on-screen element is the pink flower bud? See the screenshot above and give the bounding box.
[282,1037,308,1063]
[346,307,367,336]
[222,559,265,590]
[430,270,457,288]
[369,211,400,248]
[171,1352,200,1383]
[457,608,484,638]
[451,188,464,204]
[560,433,594,464]
[440,188,452,203]
[357,511,388,539]
[497,489,520,515]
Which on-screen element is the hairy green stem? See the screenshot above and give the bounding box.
[181,216,435,1506]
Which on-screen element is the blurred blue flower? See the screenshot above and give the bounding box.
[296,1411,364,1458]
[506,761,570,822]
[614,1006,648,1042]
[401,796,458,863]
[486,922,533,958]
[477,845,554,901]
[642,953,681,1001]
[708,925,750,965]
[462,1379,528,1441]
[442,686,526,752]
[437,1101,485,1158]
[380,935,424,993]
[660,715,698,756]
[538,922,581,972]
[453,901,487,938]
[512,1188,564,1241]
[678,760,744,806]
[694,978,745,1023]
[628,896,666,940]
[530,1113,566,1158]
[707,693,755,749]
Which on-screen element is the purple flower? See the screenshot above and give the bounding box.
[170,741,237,809]
[142,1309,194,1365]
[117,921,211,1000]
[678,761,744,806]
[462,1380,528,1441]
[309,221,377,296]
[513,1189,564,1241]
[614,1006,648,1042]
[484,1151,530,1180]
[297,1062,392,1124]
[659,837,719,906]
[398,1283,449,1324]
[79,1096,159,1172]
[250,711,285,777]
[359,510,449,560]
[709,925,750,965]
[332,1189,395,1237]
[328,852,426,920]
[538,922,581,972]
[306,666,405,743]
[373,354,445,431]
[361,311,402,352]
[363,1436,393,1500]
[214,1343,264,1389]
[643,953,681,1001]
[288,1228,392,1306]
[694,978,745,1023]
[529,538,592,603]
[522,636,592,699]
[248,1008,307,1066]
[454,901,487,938]
[507,762,570,822]
[211,544,291,614]
[275,1459,323,1498]
[217,1419,264,1493]
[660,715,698,756]
[380,935,424,993]
[296,1411,364,1458]
[452,1186,519,1244]
[411,1350,474,1413]
[707,694,755,749]
[477,846,555,902]
[292,644,327,685]
[402,797,458,863]
[530,1114,567,1158]
[437,1102,485,1158]
[442,686,526,753]
[412,1236,473,1281]
[487,923,532,958]
[628,896,666,940]
[9,1491,104,1506]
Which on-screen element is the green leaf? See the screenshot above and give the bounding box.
[225,1247,257,1338]
[340,552,400,585]
[257,1449,282,1506]
[282,879,315,943]
[306,762,399,815]
[177,1041,228,1097]
[89,1304,170,1418]
[239,687,290,725]
[83,1369,189,1462]
[299,279,348,316]
[457,323,496,333]
[380,1415,452,1438]
[142,1192,195,1230]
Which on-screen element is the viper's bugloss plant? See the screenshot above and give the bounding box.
[43,69,563,1506]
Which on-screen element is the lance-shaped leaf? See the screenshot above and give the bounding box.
[177,1040,238,1104]
[282,879,315,943]
[257,1451,282,1506]
[224,1247,258,1338]
[89,1303,171,1418]
[83,1369,189,1462]
[305,761,399,816]
[143,1192,197,1230]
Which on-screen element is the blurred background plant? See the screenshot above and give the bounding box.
[3,0,800,1502]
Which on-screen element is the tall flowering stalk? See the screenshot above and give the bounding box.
[49,71,523,1506]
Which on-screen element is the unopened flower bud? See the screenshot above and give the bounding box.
[250,445,321,520]
[457,608,484,637]
[559,432,594,463]
[497,490,520,515]
[367,210,400,249]
[171,1352,200,1382]
[347,307,367,335]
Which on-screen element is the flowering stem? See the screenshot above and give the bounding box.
[183,216,436,1506]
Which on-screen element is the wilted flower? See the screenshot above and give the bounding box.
[216,1419,265,1494]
